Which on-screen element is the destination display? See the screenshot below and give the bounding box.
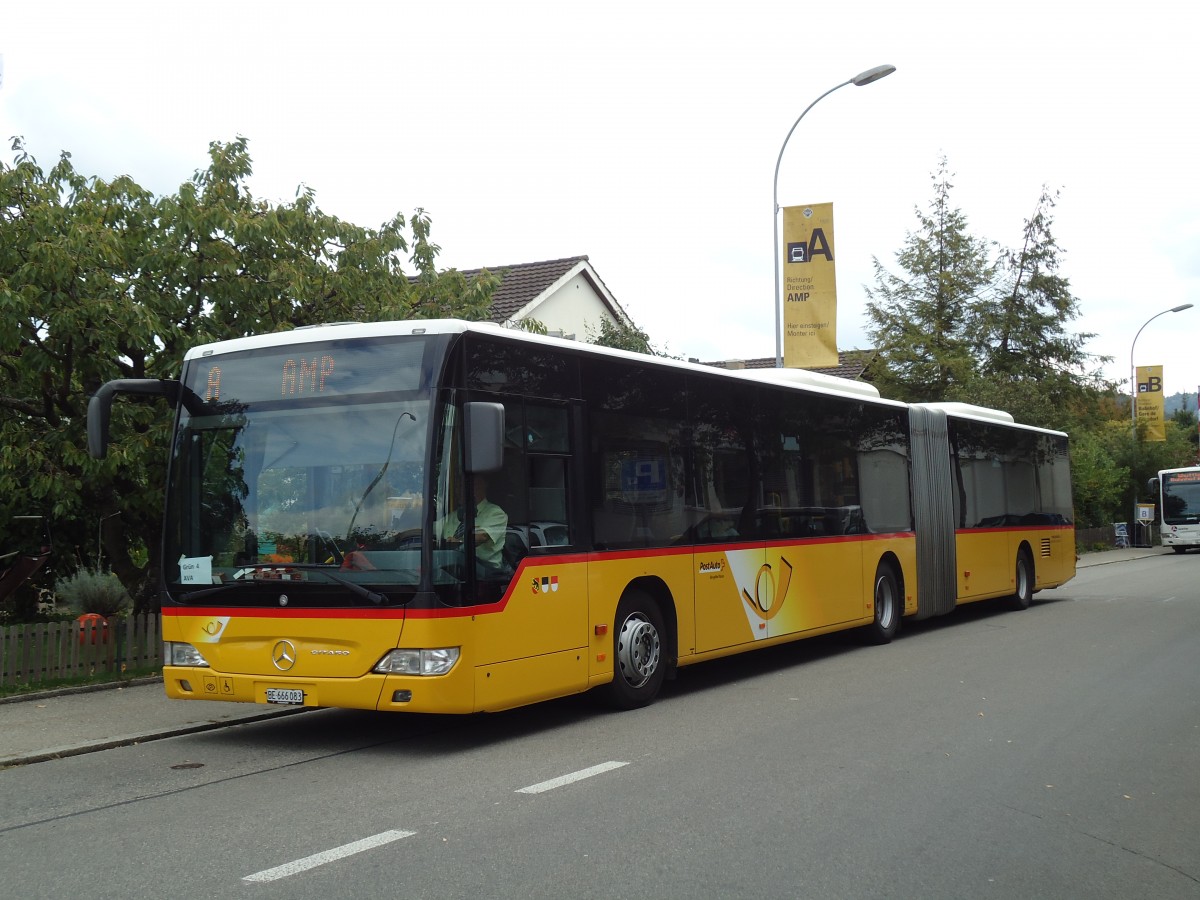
[183,338,427,405]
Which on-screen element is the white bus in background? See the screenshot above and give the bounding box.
[1152,467,1200,553]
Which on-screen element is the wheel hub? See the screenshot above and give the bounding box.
[875,576,895,629]
[616,613,661,688]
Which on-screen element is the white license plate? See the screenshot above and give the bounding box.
[265,688,304,705]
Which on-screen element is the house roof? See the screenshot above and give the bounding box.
[450,254,872,382]
[703,349,877,382]
[455,255,629,327]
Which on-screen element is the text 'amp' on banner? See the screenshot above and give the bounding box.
[782,202,838,368]
[1136,365,1166,441]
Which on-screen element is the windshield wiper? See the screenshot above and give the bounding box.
[342,411,416,552]
[176,564,399,605]
[175,582,246,604]
[314,568,388,605]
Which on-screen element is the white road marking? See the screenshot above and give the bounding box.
[516,760,629,794]
[242,829,416,883]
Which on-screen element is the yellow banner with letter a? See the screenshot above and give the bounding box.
[1136,365,1166,441]
[781,202,838,367]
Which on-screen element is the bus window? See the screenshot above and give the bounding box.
[586,358,687,549]
[856,407,911,534]
[492,399,574,562]
[755,389,862,539]
[684,374,755,542]
[464,335,580,400]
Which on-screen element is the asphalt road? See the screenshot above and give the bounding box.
[1,555,1197,899]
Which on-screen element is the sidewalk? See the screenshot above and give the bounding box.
[1075,545,1167,567]
[0,678,307,768]
[0,546,1173,768]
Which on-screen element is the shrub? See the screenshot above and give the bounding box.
[54,568,130,617]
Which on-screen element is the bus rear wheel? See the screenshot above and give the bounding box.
[601,590,666,710]
[1009,550,1034,610]
[863,562,900,645]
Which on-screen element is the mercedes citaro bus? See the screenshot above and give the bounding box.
[88,319,1075,713]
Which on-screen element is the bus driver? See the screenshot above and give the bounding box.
[436,475,508,570]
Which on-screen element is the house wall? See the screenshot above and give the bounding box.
[527,272,620,340]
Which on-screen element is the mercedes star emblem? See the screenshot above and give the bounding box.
[271,639,297,671]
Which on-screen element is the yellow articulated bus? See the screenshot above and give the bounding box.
[87,320,1075,713]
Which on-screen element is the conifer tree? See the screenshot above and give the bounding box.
[863,157,993,402]
[958,187,1108,426]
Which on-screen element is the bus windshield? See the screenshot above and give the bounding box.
[163,336,437,600]
[1162,471,1200,524]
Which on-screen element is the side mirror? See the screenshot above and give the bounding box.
[88,379,185,458]
[464,402,505,474]
[1147,477,1160,495]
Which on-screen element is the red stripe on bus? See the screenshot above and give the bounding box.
[163,533,924,621]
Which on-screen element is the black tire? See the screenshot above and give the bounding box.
[1172,546,1187,555]
[600,589,666,710]
[863,562,901,644]
[1009,550,1034,610]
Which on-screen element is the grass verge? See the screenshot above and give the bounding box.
[0,666,161,700]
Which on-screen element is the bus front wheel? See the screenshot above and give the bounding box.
[601,590,666,710]
[863,562,900,645]
[1009,551,1034,610]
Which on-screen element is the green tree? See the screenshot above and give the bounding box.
[1087,413,1197,528]
[1069,424,1130,528]
[1169,406,1198,457]
[1,138,497,613]
[864,160,1112,432]
[588,317,656,355]
[959,187,1110,428]
[864,157,994,402]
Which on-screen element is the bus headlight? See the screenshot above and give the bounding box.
[164,642,210,667]
[373,648,460,676]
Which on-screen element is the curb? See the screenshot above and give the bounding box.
[0,705,313,769]
[1076,551,1164,568]
[0,675,164,706]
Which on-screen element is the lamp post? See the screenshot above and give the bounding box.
[1130,303,1193,429]
[1129,302,1193,545]
[773,64,895,369]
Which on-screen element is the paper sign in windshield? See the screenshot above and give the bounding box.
[179,556,213,585]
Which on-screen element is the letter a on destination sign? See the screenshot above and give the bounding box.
[781,202,838,367]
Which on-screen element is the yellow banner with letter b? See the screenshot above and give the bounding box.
[1136,365,1166,442]
[781,203,838,368]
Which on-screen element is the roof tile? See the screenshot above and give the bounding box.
[703,350,875,381]
[455,256,588,323]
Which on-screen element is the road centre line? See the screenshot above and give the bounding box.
[516,760,629,794]
[242,829,416,883]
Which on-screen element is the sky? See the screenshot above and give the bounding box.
[3,0,1199,400]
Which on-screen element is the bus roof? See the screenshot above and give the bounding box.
[182,319,904,408]
[181,319,478,360]
[914,401,1067,437]
[179,319,1065,430]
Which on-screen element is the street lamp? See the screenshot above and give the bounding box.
[1130,303,1193,429]
[1128,302,1192,546]
[773,64,896,369]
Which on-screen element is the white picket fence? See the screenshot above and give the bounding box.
[0,614,162,688]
